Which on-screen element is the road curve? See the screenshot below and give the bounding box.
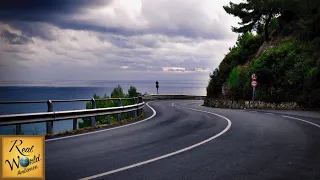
[45,100,320,180]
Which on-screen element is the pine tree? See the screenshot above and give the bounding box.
[223,0,282,41]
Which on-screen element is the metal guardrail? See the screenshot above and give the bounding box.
[0,96,144,135]
[0,97,137,104]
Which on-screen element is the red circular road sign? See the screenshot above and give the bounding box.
[251,73,257,80]
[251,81,258,87]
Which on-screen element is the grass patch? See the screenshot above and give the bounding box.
[45,112,146,137]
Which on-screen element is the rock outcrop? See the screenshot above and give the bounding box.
[204,98,300,109]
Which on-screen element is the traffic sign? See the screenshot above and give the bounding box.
[251,73,257,80]
[251,80,258,87]
[251,75,258,105]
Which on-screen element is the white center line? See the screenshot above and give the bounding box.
[79,103,232,180]
[282,115,320,128]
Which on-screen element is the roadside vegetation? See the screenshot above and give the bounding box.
[17,85,143,136]
[207,0,320,108]
[45,112,146,137]
[80,85,141,127]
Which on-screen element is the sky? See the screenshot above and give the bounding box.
[0,0,241,82]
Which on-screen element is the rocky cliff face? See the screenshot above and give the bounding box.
[204,98,300,109]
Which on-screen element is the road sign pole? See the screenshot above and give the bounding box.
[252,87,255,106]
[251,73,258,107]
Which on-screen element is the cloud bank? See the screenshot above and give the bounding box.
[0,0,240,82]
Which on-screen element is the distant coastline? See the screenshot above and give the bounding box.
[0,80,208,87]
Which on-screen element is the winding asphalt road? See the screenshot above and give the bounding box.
[45,100,320,180]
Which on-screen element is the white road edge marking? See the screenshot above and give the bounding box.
[79,103,232,180]
[282,115,320,128]
[266,113,274,115]
[46,102,156,142]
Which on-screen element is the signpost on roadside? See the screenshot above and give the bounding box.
[156,81,159,95]
[251,74,258,105]
[251,73,257,81]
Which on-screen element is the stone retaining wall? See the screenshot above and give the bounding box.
[204,98,300,109]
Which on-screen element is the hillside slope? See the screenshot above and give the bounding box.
[207,0,320,108]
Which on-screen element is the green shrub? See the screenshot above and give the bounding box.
[207,33,264,97]
[207,0,320,107]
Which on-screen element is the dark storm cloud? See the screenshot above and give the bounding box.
[0,0,123,39]
[0,29,33,44]
[8,22,55,40]
[54,20,138,36]
[0,0,112,20]
[6,20,139,41]
[0,0,231,41]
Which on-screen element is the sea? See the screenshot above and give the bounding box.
[0,80,208,135]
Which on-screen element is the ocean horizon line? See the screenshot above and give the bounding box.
[0,80,209,87]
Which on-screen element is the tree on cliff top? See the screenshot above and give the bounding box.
[223,0,282,41]
[111,85,125,98]
[127,86,138,98]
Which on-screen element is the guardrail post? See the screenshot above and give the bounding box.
[16,124,22,135]
[107,115,110,124]
[117,98,122,121]
[140,96,144,115]
[137,96,143,116]
[73,118,78,130]
[136,97,140,116]
[132,98,136,118]
[90,98,96,127]
[126,99,131,119]
[46,100,53,134]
